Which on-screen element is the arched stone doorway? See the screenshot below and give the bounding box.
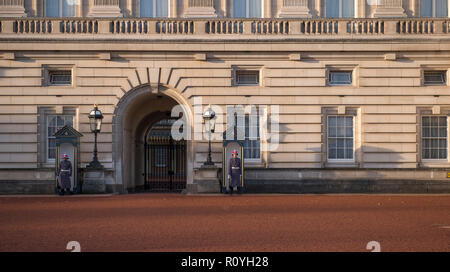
[112,84,194,193]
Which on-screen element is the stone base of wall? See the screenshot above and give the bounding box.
[244,179,450,194]
[239,168,450,194]
[2,168,450,194]
[0,180,54,194]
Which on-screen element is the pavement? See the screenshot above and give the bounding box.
[0,193,449,252]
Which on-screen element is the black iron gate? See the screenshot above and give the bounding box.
[144,135,186,192]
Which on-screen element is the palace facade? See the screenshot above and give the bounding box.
[1,0,450,194]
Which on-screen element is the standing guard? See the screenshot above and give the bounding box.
[58,154,73,195]
[227,149,242,195]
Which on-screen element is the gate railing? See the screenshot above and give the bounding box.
[144,136,186,192]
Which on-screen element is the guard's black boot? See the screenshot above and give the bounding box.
[229,187,233,195]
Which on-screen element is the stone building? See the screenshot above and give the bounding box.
[1,0,450,194]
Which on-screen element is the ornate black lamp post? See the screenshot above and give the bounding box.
[203,105,216,166]
[87,104,103,169]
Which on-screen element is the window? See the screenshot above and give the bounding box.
[424,71,447,85]
[140,0,169,17]
[47,115,74,161]
[48,70,72,85]
[45,0,76,17]
[235,70,260,85]
[233,0,262,18]
[235,110,261,160]
[329,71,352,85]
[327,116,354,160]
[421,0,448,17]
[326,0,355,18]
[422,116,447,159]
[244,114,261,160]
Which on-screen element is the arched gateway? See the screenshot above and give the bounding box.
[112,84,194,193]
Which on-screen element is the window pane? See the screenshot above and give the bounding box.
[337,148,345,159]
[329,148,337,159]
[431,149,438,158]
[48,147,56,160]
[431,127,438,137]
[328,116,336,127]
[236,70,259,85]
[421,0,433,17]
[439,116,447,126]
[326,0,340,18]
[140,0,154,17]
[65,116,74,127]
[48,127,56,137]
[244,112,260,159]
[345,127,353,137]
[424,71,446,85]
[431,116,439,126]
[46,0,60,17]
[337,126,345,137]
[440,127,447,137]
[345,138,353,149]
[57,116,65,126]
[439,149,447,159]
[337,139,345,148]
[346,148,353,159]
[329,138,337,149]
[337,116,344,127]
[156,0,169,17]
[233,0,247,17]
[439,139,447,148]
[62,0,76,17]
[423,127,430,137]
[248,0,262,18]
[49,70,71,85]
[342,0,355,18]
[436,0,448,17]
[330,71,352,85]
[345,116,353,126]
[422,116,430,126]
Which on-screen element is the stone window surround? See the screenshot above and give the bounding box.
[37,106,79,168]
[417,107,450,168]
[42,64,76,88]
[321,106,362,168]
[325,64,360,87]
[231,65,264,87]
[420,65,450,87]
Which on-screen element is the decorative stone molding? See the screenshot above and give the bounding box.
[278,0,312,18]
[0,0,26,17]
[373,0,406,18]
[88,0,123,17]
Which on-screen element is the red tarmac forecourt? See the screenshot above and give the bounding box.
[0,194,449,252]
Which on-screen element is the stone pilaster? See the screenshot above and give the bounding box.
[184,0,218,18]
[0,0,26,17]
[278,0,312,18]
[373,0,407,17]
[88,0,123,17]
